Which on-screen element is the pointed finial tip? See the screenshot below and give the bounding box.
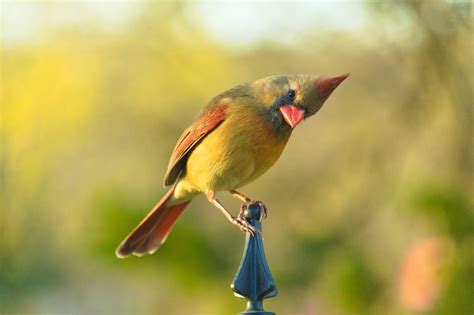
[243,204,261,220]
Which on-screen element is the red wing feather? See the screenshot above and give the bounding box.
[164,104,228,186]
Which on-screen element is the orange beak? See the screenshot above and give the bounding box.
[279,105,305,128]
[316,73,350,98]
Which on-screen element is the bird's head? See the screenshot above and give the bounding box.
[251,73,349,129]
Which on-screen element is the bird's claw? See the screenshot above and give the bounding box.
[232,215,257,235]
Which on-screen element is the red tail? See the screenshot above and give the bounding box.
[116,186,191,258]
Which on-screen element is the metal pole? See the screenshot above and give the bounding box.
[231,204,278,315]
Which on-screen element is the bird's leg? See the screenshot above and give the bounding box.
[206,192,256,235]
[229,190,251,203]
[229,190,268,221]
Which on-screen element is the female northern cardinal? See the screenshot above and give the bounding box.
[116,74,349,258]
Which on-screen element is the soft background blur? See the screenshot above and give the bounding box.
[1,1,472,314]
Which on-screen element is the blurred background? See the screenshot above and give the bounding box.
[1,1,472,314]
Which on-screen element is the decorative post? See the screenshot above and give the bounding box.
[231,204,278,315]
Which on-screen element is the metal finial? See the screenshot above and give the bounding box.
[231,204,278,315]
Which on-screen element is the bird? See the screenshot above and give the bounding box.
[116,73,349,258]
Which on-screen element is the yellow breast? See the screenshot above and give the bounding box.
[174,105,291,199]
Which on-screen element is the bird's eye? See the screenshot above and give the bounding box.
[287,89,296,99]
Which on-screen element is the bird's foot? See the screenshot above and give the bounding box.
[240,200,268,221]
[231,215,257,235]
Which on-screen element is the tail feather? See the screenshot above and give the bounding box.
[116,186,191,258]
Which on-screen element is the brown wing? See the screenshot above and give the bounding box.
[163,103,229,186]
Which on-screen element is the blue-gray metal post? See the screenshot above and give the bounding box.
[231,204,278,315]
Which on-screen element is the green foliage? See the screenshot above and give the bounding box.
[410,184,473,241]
[324,250,381,314]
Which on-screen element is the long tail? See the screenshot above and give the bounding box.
[115,186,191,258]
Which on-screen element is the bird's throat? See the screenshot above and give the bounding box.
[267,107,293,138]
